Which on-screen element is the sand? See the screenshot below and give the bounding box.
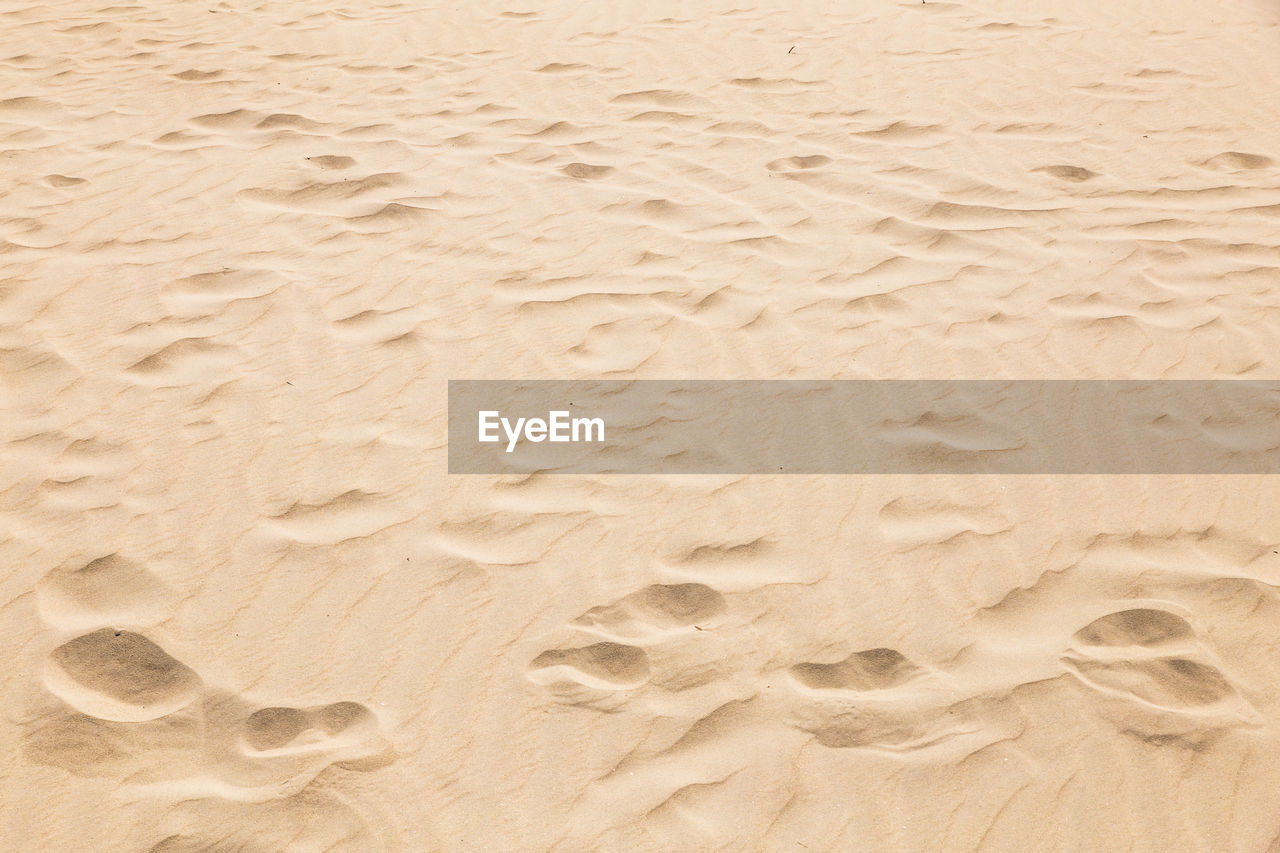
[2,0,1280,850]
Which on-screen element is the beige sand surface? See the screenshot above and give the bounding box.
[3,0,1280,850]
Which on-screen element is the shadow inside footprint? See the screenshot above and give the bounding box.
[571,584,725,640]
[30,628,393,797]
[244,707,309,751]
[800,694,1011,754]
[528,642,650,689]
[38,554,170,629]
[766,154,831,172]
[1063,606,1255,736]
[790,648,921,692]
[23,703,202,779]
[1202,151,1273,171]
[25,689,392,795]
[1033,164,1098,182]
[45,629,202,722]
[243,701,379,755]
[1073,608,1194,648]
[1068,657,1235,710]
[561,162,613,180]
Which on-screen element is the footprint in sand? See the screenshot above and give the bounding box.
[535,584,1019,755]
[29,627,393,798]
[27,555,395,804]
[44,629,203,723]
[527,582,729,700]
[765,154,832,176]
[789,647,922,692]
[143,787,390,852]
[1033,164,1099,182]
[37,553,171,630]
[1068,657,1236,709]
[305,154,356,170]
[1071,607,1195,649]
[242,701,382,756]
[569,583,726,642]
[1200,151,1273,172]
[527,642,651,690]
[560,162,614,180]
[1061,607,1257,737]
[784,647,1018,753]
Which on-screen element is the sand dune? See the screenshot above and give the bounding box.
[3,0,1280,850]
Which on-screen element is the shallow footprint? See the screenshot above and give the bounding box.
[795,693,1015,754]
[790,648,922,691]
[44,629,202,722]
[1063,605,1256,737]
[243,701,379,755]
[766,154,831,172]
[143,787,391,852]
[306,154,355,170]
[570,583,725,641]
[191,690,393,795]
[1072,608,1194,649]
[43,174,87,187]
[561,162,614,180]
[783,646,1020,755]
[243,706,309,751]
[1201,151,1273,171]
[38,554,170,629]
[527,642,650,689]
[1066,656,1235,710]
[1033,164,1098,182]
[25,689,392,797]
[23,701,202,780]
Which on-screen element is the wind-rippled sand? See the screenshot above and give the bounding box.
[2,0,1280,850]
